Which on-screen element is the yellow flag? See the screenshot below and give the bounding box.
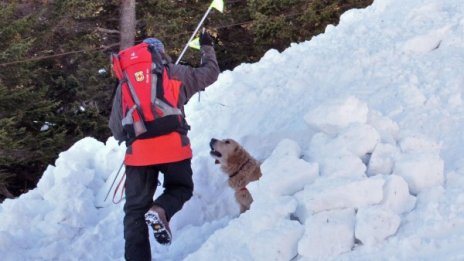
[210,0,224,13]
[188,37,201,50]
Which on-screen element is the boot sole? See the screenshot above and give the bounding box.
[145,211,172,245]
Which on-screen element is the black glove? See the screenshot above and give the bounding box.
[199,31,213,46]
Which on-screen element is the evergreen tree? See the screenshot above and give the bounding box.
[0,1,115,200]
[0,2,64,198]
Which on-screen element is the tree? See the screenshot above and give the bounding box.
[0,0,116,201]
[120,0,137,50]
[0,2,64,199]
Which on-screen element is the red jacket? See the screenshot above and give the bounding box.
[109,45,220,166]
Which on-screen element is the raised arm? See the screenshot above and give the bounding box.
[169,42,220,103]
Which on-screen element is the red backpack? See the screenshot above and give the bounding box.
[111,42,187,144]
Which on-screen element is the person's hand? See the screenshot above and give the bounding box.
[199,31,213,46]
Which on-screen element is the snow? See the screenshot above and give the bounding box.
[304,96,369,136]
[355,206,401,246]
[1,0,464,260]
[295,177,385,217]
[381,175,417,215]
[254,139,319,197]
[298,208,356,258]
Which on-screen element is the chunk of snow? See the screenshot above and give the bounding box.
[398,135,442,154]
[336,123,380,157]
[298,208,356,258]
[367,110,400,144]
[381,175,416,214]
[295,177,385,218]
[304,96,369,135]
[355,206,401,246]
[367,143,400,176]
[393,152,444,195]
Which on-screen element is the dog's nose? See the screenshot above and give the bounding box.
[210,138,218,148]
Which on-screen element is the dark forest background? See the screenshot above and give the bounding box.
[0,0,372,201]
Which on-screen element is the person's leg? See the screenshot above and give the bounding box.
[123,165,158,261]
[154,158,194,221]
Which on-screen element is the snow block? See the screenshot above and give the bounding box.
[307,132,367,179]
[317,154,367,179]
[367,110,400,144]
[393,152,444,195]
[355,206,401,246]
[257,159,318,199]
[298,208,356,258]
[248,221,304,261]
[398,135,441,154]
[334,123,381,158]
[252,139,319,199]
[304,96,368,136]
[266,138,303,159]
[367,143,400,176]
[296,177,385,217]
[307,132,341,159]
[381,175,416,214]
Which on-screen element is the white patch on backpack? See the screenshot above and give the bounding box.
[135,71,144,82]
[130,51,138,60]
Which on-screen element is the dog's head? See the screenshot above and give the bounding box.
[209,138,241,166]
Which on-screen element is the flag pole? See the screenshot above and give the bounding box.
[175,0,224,64]
[175,6,213,65]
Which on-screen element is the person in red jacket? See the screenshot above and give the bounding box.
[109,31,219,261]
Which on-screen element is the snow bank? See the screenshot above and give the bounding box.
[0,137,126,260]
[2,0,464,259]
[294,96,447,254]
[189,95,444,259]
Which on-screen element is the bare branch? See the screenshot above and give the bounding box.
[0,185,15,199]
[95,27,120,35]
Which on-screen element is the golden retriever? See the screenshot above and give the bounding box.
[210,138,262,213]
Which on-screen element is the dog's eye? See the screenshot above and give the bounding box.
[225,140,230,144]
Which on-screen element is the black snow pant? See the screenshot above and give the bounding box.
[123,158,193,261]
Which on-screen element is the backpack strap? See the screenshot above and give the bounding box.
[122,71,147,127]
[123,72,142,110]
[146,46,183,118]
[151,63,159,117]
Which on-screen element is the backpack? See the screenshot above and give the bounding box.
[111,42,187,145]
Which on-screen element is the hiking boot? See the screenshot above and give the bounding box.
[144,206,172,245]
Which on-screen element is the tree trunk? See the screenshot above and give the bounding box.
[120,0,136,50]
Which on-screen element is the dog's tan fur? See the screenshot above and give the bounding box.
[210,138,262,213]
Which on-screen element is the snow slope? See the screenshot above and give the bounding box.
[1,0,464,260]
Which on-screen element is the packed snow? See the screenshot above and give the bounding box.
[1,0,464,260]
